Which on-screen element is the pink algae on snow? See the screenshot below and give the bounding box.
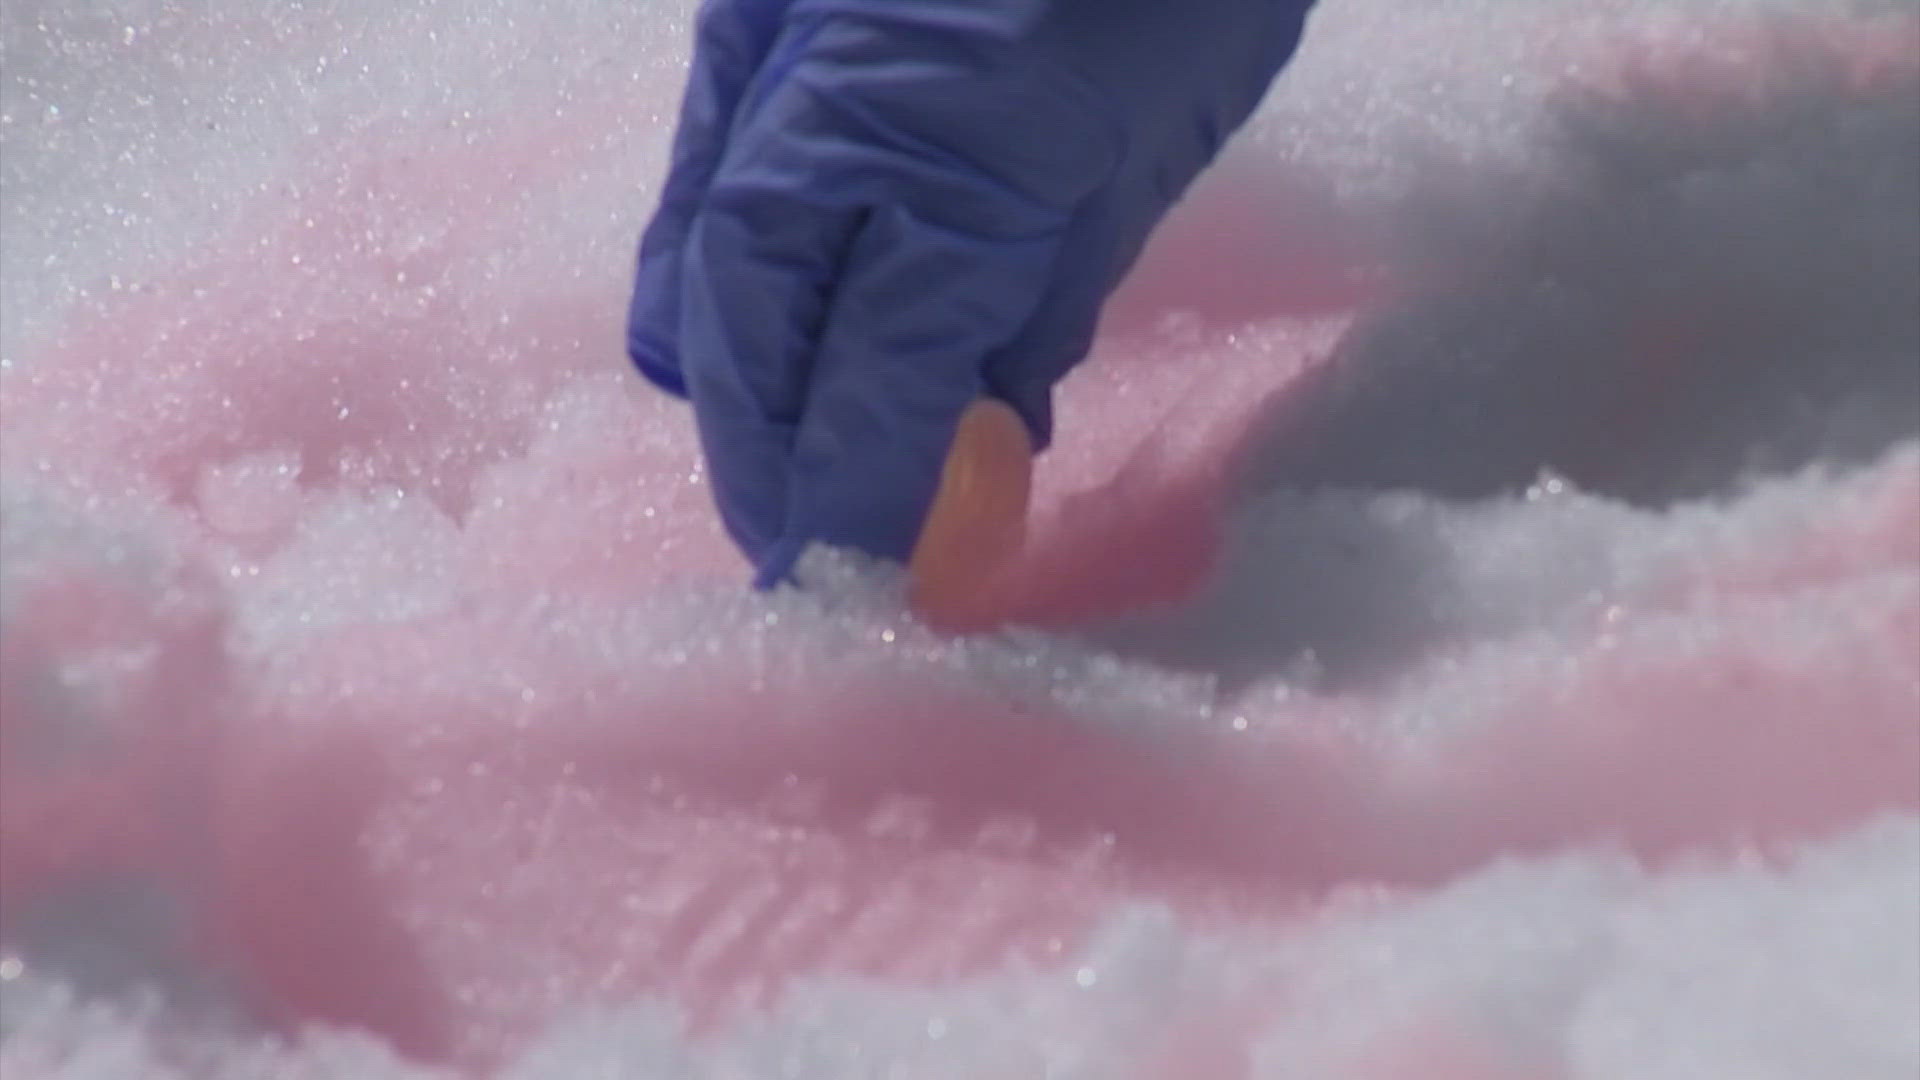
[1,6,1917,1077]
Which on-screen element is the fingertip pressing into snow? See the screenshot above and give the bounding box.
[2,0,1916,1076]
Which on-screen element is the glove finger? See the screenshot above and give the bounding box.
[776,203,1068,580]
[627,0,796,397]
[679,182,865,562]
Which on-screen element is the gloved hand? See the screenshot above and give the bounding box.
[628,0,1317,589]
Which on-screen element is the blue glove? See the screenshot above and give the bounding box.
[628,0,1316,588]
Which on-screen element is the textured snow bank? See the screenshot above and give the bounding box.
[3,0,1915,1076]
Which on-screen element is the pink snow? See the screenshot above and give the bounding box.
[2,8,1916,1077]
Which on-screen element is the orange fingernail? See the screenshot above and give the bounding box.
[908,398,1033,632]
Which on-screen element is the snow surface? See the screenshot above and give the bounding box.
[2,0,1917,1077]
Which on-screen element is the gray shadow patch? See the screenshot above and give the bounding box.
[1091,34,1920,690]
